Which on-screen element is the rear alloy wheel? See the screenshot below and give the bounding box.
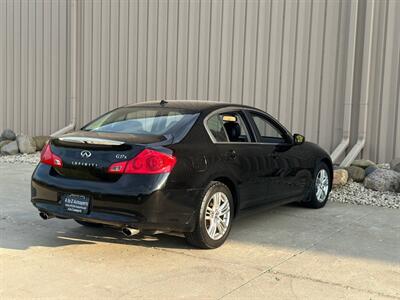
[303,162,331,209]
[185,182,233,249]
[205,192,231,240]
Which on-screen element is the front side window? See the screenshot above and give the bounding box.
[250,113,286,144]
[83,107,198,137]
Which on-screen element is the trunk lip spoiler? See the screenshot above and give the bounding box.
[58,136,125,146]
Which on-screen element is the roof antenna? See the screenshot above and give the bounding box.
[160,99,168,106]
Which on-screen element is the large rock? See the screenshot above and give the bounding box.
[347,166,365,182]
[0,141,19,155]
[16,135,36,154]
[0,140,12,149]
[333,169,348,187]
[377,163,391,170]
[351,159,375,169]
[32,136,49,151]
[364,169,400,192]
[1,129,16,141]
[390,158,400,173]
[365,165,378,176]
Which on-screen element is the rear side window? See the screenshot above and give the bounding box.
[206,111,251,143]
[83,107,198,138]
[221,113,251,142]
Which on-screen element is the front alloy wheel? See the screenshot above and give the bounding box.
[302,162,331,208]
[315,169,329,202]
[185,181,234,249]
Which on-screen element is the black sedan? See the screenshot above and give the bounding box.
[31,100,333,248]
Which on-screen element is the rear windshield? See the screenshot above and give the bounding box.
[82,107,199,138]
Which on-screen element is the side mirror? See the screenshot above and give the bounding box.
[293,133,305,145]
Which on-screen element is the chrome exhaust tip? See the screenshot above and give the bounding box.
[39,212,54,220]
[121,227,140,237]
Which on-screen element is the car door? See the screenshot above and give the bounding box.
[243,110,308,204]
[205,109,269,209]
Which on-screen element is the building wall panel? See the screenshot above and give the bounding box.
[0,0,399,162]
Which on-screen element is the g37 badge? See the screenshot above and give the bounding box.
[115,154,127,160]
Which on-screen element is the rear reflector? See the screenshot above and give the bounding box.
[107,161,128,174]
[40,143,63,168]
[107,149,176,174]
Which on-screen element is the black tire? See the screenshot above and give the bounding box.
[302,162,332,209]
[75,220,103,227]
[185,181,234,249]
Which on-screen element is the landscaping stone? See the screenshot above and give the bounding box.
[346,166,365,182]
[390,158,400,173]
[330,181,399,209]
[32,136,49,151]
[1,129,16,141]
[377,163,391,169]
[364,169,400,193]
[333,169,348,187]
[0,140,12,149]
[0,141,19,155]
[351,159,375,169]
[365,165,378,176]
[0,152,40,164]
[16,135,36,154]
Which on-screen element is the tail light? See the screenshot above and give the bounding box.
[108,149,176,175]
[40,143,63,168]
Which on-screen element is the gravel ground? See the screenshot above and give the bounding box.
[330,180,399,209]
[0,152,40,165]
[0,153,398,209]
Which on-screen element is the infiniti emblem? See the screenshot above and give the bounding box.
[80,150,92,158]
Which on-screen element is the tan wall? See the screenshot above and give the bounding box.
[0,0,399,163]
[0,0,70,136]
[364,0,400,162]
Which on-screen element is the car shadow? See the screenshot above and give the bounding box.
[1,202,399,266]
[0,222,191,251]
[1,204,298,251]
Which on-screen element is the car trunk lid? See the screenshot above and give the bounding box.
[50,131,167,181]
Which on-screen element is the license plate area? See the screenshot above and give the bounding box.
[61,194,90,214]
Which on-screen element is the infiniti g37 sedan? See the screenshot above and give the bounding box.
[31,100,333,248]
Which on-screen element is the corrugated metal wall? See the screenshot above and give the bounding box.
[0,0,70,136]
[0,0,399,162]
[364,0,400,163]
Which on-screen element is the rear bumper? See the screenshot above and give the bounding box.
[31,164,202,232]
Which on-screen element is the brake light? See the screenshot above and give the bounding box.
[107,149,176,174]
[40,143,63,168]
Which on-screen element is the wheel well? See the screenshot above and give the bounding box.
[213,177,239,217]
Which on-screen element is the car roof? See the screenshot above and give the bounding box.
[125,100,253,113]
